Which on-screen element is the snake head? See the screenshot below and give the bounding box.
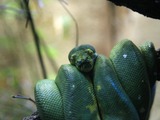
[68,44,98,72]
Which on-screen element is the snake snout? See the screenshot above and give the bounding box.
[76,59,93,72]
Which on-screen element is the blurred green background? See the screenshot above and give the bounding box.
[0,0,160,119]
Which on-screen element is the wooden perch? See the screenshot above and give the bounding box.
[108,0,160,19]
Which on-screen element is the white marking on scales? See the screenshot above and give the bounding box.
[123,54,127,58]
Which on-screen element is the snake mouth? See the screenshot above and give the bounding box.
[77,61,93,72]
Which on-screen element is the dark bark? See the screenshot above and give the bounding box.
[107,0,160,19]
[23,111,41,120]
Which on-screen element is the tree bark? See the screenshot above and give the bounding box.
[108,0,160,19]
[23,111,41,120]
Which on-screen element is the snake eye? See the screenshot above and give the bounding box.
[84,49,98,61]
[85,49,94,56]
[70,54,76,65]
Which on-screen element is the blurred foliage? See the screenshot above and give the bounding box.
[0,0,73,119]
[63,16,73,39]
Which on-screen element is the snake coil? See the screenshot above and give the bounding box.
[34,39,159,120]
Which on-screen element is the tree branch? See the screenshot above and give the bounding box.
[23,0,47,78]
[107,0,160,19]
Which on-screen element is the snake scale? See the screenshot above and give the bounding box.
[34,39,159,120]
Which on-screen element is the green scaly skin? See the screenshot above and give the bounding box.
[55,64,100,120]
[34,39,157,120]
[35,80,64,120]
[93,55,139,120]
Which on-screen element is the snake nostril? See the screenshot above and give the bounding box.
[78,59,89,65]
[76,60,82,66]
[85,59,90,62]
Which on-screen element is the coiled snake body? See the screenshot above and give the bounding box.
[34,39,158,120]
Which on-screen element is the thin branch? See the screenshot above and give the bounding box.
[23,0,47,78]
[58,0,79,46]
[12,94,36,104]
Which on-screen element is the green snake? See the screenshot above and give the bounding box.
[34,39,158,120]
